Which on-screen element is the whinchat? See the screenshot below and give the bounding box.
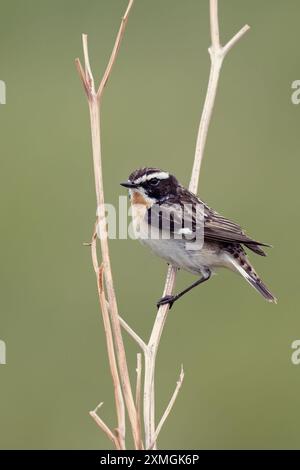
[121,167,277,308]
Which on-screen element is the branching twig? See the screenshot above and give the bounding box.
[142,0,250,449]
[89,403,121,450]
[97,0,134,100]
[119,316,148,353]
[149,366,185,449]
[190,0,250,194]
[76,0,143,450]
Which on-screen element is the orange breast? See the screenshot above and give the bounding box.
[131,190,151,208]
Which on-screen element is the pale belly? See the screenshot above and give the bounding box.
[140,236,227,275]
[131,199,230,276]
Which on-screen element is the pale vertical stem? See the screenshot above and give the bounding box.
[91,257,125,448]
[88,96,141,449]
[135,353,143,441]
[150,380,156,449]
[144,266,177,449]
[190,0,249,195]
[210,0,220,48]
[143,353,153,449]
[76,0,142,449]
[143,0,250,450]
[189,57,222,194]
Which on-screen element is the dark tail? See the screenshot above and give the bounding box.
[229,256,277,303]
[246,275,277,303]
[245,243,267,256]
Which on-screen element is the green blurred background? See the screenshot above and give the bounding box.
[0,0,299,450]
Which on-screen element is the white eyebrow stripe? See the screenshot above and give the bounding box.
[133,174,147,184]
[134,172,169,184]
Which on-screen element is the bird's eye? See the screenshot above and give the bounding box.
[149,178,159,186]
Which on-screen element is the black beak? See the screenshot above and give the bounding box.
[120,181,139,189]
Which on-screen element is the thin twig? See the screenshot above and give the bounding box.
[222,24,250,57]
[89,403,121,449]
[93,256,126,449]
[97,0,134,100]
[76,0,142,450]
[209,0,220,49]
[143,265,177,449]
[143,0,250,449]
[119,316,148,353]
[82,33,95,91]
[190,0,249,194]
[135,353,143,443]
[149,366,185,449]
[75,58,89,95]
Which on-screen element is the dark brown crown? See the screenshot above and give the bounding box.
[129,167,163,182]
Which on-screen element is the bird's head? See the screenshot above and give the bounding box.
[120,167,179,206]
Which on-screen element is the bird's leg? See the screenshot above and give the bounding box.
[157,270,211,309]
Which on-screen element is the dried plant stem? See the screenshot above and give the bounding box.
[143,266,177,449]
[149,366,185,449]
[119,315,147,353]
[141,0,250,449]
[92,246,125,449]
[135,353,143,439]
[89,403,121,449]
[76,0,143,450]
[190,0,250,194]
[87,99,139,446]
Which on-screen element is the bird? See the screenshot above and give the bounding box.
[120,167,277,308]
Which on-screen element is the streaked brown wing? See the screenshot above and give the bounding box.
[166,188,270,254]
[203,203,270,254]
[204,204,246,242]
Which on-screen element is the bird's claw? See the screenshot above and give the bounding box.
[156,295,175,310]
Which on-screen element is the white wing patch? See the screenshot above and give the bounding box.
[177,227,193,235]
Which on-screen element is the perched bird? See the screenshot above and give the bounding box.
[121,167,277,308]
